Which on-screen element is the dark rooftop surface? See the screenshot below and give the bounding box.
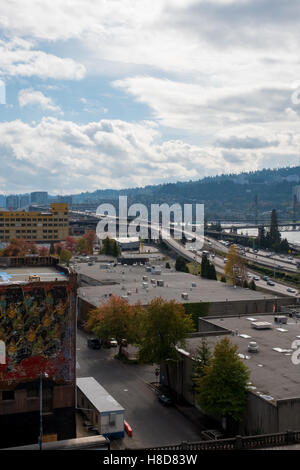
[185,314,300,402]
[76,262,275,306]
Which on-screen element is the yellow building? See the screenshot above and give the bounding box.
[0,203,69,242]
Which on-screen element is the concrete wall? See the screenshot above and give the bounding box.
[278,398,300,432]
[206,297,298,317]
[241,392,278,435]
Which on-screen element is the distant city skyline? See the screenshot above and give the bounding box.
[1,1,300,193]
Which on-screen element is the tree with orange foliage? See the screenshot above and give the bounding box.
[65,236,77,253]
[86,295,143,357]
[83,230,96,255]
[38,246,49,257]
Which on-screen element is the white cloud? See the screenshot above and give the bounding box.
[0,117,298,194]
[18,88,62,114]
[0,37,85,80]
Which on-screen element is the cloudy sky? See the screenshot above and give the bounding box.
[0,0,300,194]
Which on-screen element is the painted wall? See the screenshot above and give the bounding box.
[0,277,76,389]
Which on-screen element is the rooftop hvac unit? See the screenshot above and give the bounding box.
[143,276,148,281]
[142,282,148,288]
[157,280,164,287]
[151,266,162,275]
[146,266,151,272]
[251,321,272,330]
[181,292,189,300]
[192,282,196,287]
[151,279,156,284]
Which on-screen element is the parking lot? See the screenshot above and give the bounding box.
[76,329,204,449]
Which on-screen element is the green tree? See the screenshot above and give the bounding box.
[138,297,194,386]
[175,256,188,273]
[59,248,72,266]
[270,209,281,247]
[195,337,250,427]
[193,338,211,377]
[249,279,256,290]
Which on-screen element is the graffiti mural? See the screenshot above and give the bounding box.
[0,279,76,388]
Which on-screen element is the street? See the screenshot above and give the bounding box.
[76,329,203,449]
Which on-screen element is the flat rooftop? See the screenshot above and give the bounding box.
[185,314,300,402]
[0,266,68,284]
[77,377,124,414]
[76,262,275,306]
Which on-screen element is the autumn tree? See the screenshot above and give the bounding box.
[83,230,96,254]
[224,245,247,285]
[86,296,142,357]
[195,337,250,428]
[65,236,77,253]
[137,297,194,385]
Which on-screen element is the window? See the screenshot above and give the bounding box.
[2,391,15,400]
[109,412,116,426]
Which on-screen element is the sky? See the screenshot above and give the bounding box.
[1,0,300,195]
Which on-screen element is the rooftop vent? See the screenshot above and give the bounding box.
[181,292,188,300]
[251,321,272,330]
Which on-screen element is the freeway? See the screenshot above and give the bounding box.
[75,210,298,297]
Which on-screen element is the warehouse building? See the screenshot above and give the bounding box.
[161,312,300,435]
[75,262,296,326]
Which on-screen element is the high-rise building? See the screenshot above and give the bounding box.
[6,195,19,211]
[0,195,5,208]
[0,203,69,242]
[0,257,77,448]
[31,191,48,205]
[19,194,30,208]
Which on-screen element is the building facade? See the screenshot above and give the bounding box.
[31,191,48,205]
[0,260,77,448]
[0,203,69,242]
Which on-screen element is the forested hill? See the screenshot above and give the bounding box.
[72,166,300,221]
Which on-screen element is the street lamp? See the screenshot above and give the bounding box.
[39,372,48,450]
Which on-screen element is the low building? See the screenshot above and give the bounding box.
[161,312,300,435]
[114,237,140,251]
[0,257,77,448]
[77,377,124,438]
[75,262,295,326]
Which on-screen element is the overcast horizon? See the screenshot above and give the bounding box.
[1,0,300,194]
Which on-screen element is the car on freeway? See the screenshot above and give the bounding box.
[253,276,260,281]
[158,394,173,406]
[267,280,275,286]
[287,288,297,293]
[201,429,224,441]
[262,276,269,281]
[87,337,102,349]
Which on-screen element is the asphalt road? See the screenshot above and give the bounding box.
[76,329,203,449]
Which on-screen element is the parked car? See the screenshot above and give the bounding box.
[248,341,259,353]
[287,288,297,293]
[267,280,275,286]
[158,394,173,406]
[87,337,102,349]
[201,429,224,441]
[104,337,118,348]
